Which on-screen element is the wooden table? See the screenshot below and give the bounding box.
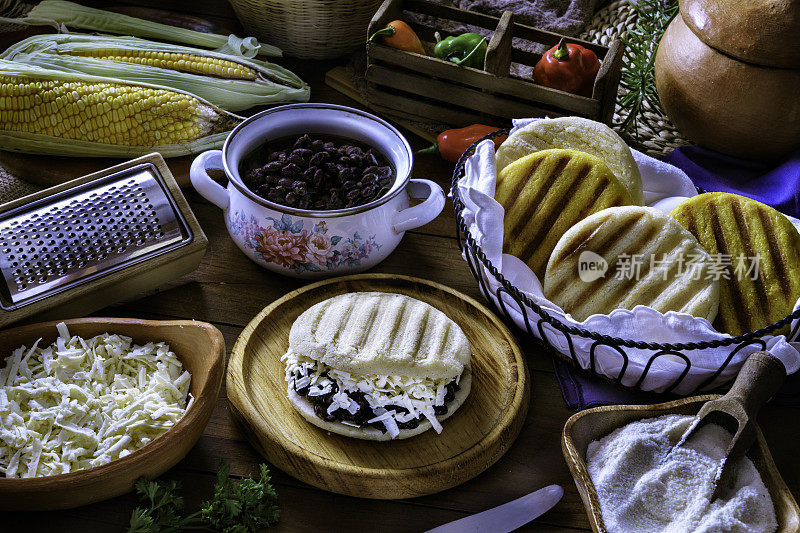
[4,4,800,532]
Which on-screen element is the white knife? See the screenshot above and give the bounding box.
[424,485,564,533]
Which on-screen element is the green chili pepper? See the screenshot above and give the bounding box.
[433,32,487,69]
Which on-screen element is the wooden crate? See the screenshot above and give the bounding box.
[366,0,624,127]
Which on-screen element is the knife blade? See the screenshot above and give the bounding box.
[423,484,564,533]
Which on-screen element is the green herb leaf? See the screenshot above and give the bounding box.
[201,462,280,533]
[617,0,679,139]
[127,463,279,533]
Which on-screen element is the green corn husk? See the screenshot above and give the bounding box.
[0,0,281,58]
[2,34,310,112]
[0,59,244,158]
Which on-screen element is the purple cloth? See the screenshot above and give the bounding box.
[555,144,800,411]
[555,359,800,411]
[665,145,800,218]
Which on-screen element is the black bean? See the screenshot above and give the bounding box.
[398,418,420,430]
[285,192,297,205]
[301,167,317,181]
[311,139,324,150]
[294,134,311,148]
[277,178,293,188]
[310,151,329,166]
[312,169,324,188]
[434,405,448,416]
[346,189,361,202]
[264,161,283,173]
[362,185,378,199]
[265,174,279,185]
[288,154,306,167]
[267,151,285,162]
[342,180,358,191]
[339,167,355,181]
[282,163,301,176]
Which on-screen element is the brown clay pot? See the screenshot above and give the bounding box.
[655,4,800,160]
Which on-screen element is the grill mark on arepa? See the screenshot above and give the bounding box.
[756,207,790,303]
[590,212,646,255]
[497,154,544,199]
[548,214,644,298]
[730,200,770,326]
[507,155,570,241]
[596,219,664,313]
[554,216,608,261]
[710,203,750,333]
[518,162,593,263]
[411,305,432,358]
[356,299,381,349]
[328,296,358,345]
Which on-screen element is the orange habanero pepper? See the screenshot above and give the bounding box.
[369,20,426,55]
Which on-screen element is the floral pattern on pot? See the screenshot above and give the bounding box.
[229,211,382,274]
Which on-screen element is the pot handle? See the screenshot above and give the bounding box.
[190,150,230,211]
[392,179,445,234]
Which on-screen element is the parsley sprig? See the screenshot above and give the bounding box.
[127,462,279,533]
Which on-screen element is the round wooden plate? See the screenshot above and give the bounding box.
[227,273,529,499]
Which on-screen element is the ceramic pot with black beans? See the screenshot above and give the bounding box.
[190,104,445,278]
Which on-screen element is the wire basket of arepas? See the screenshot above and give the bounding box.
[451,116,800,395]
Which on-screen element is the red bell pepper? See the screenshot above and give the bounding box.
[533,38,601,97]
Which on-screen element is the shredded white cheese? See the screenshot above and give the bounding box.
[283,351,456,437]
[0,323,192,478]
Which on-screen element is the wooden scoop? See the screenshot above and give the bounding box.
[674,351,786,500]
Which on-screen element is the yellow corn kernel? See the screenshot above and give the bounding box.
[63,49,258,80]
[0,75,229,146]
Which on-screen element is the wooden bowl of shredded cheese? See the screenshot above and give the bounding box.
[0,317,225,510]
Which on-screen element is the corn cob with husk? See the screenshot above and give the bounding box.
[0,0,281,58]
[0,59,242,158]
[1,34,310,111]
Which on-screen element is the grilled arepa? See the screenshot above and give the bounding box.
[544,206,720,321]
[495,117,644,204]
[283,292,472,441]
[670,192,800,335]
[496,148,633,279]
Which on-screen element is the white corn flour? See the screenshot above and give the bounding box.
[586,414,777,533]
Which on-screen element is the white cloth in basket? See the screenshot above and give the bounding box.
[457,119,800,394]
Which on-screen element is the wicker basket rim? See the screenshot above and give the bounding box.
[451,128,800,352]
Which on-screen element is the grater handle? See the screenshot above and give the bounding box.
[191,150,230,210]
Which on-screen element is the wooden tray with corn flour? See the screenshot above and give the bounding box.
[226,274,529,499]
[456,116,800,394]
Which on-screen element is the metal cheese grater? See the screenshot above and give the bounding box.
[0,153,207,327]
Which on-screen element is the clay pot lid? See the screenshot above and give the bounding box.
[679,0,800,68]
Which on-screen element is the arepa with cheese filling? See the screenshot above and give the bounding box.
[670,192,800,335]
[544,206,720,321]
[282,292,472,441]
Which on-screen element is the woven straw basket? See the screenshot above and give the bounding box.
[228,0,384,59]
